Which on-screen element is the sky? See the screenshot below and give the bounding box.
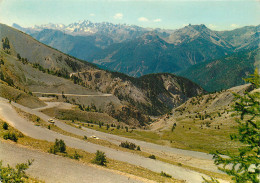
[0,0,259,31]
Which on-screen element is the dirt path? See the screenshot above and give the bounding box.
[33,101,74,111]
[32,92,113,97]
[0,141,146,183]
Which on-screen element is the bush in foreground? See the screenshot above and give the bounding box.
[119,141,140,150]
[49,139,66,154]
[0,160,33,182]
[92,150,107,166]
[148,155,156,159]
[70,151,82,160]
[3,132,18,142]
[2,122,8,130]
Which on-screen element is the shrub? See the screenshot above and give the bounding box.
[0,160,33,182]
[49,139,66,154]
[17,53,21,60]
[119,141,138,150]
[171,124,175,132]
[92,150,107,166]
[72,151,81,160]
[2,122,8,130]
[48,145,57,154]
[2,37,10,50]
[148,155,156,159]
[3,132,18,142]
[137,146,141,151]
[160,171,172,178]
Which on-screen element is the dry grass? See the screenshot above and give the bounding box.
[161,117,241,154]
[166,91,243,154]
[0,82,46,109]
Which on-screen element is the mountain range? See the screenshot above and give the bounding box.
[1,23,204,126]
[13,21,260,91]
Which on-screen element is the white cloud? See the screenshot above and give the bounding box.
[208,24,217,29]
[90,13,95,17]
[153,18,161,22]
[138,17,149,22]
[230,24,239,28]
[114,13,123,20]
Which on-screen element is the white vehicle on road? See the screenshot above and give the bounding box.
[90,135,99,139]
[48,119,55,124]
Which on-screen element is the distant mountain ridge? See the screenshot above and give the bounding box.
[179,48,260,92]
[13,21,260,79]
[13,20,152,44]
[87,25,237,76]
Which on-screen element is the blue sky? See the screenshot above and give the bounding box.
[0,0,259,30]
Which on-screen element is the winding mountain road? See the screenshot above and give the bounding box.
[0,97,228,183]
[31,101,220,173]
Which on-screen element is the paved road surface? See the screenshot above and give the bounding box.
[0,97,228,183]
[0,141,145,183]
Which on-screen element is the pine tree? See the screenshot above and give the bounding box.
[92,150,107,166]
[207,69,259,183]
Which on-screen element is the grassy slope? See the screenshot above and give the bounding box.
[0,82,46,109]
[160,84,253,154]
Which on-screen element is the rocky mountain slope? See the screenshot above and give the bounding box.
[0,23,204,125]
[30,29,103,61]
[217,25,260,51]
[88,25,234,76]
